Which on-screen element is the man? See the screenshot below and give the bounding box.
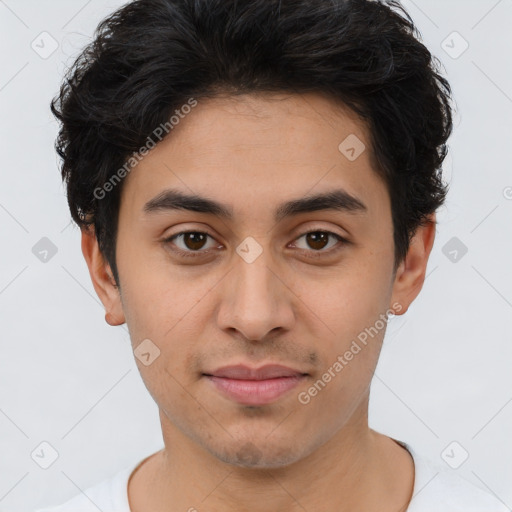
[37,0,507,510]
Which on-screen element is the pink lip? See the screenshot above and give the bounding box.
[204,364,307,406]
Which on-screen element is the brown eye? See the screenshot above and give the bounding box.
[181,232,209,251]
[305,232,330,250]
[164,229,348,261]
[293,230,344,253]
[164,231,218,258]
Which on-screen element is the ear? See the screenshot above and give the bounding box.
[390,214,436,315]
[81,226,125,326]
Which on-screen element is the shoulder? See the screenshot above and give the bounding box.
[400,441,509,512]
[33,458,140,512]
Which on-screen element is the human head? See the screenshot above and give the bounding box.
[50,0,453,471]
[51,0,452,287]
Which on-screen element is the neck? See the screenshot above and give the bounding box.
[129,397,414,512]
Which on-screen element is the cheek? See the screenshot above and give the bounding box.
[115,237,191,337]
[117,261,215,384]
[296,274,389,409]
[294,260,392,340]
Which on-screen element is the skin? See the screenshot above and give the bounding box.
[82,92,436,512]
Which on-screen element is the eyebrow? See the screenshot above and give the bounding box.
[143,187,367,222]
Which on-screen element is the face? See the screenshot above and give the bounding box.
[84,92,433,469]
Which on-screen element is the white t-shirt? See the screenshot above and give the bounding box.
[35,440,509,512]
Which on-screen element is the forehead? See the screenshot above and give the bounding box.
[119,92,389,224]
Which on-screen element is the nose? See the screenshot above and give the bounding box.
[216,250,296,342]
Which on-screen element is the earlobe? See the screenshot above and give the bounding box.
[81,226,126,326]
[390,214,436,315]
[105,311,123,326]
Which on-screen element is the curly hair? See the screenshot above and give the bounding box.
[51,0,453,285]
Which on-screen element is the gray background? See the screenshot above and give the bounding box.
[0,0,511,510]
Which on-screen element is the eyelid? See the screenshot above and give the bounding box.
[163,230,220,258]
[290,223,349,242]
[163,226,350,258]
[289,229,349,259]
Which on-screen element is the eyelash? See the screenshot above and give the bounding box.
[162,229,349,260]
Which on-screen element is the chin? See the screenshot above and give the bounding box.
[208,438,310,469]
